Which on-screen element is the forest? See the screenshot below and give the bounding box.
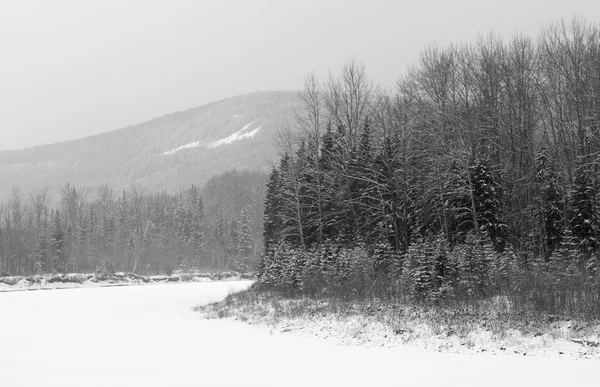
[0,170,266,276]
[258,18,600,317]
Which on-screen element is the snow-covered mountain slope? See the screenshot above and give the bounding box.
[0,91,300,198]
[162,141,205,155]
[162,121,262,155]
[209,122,261,148]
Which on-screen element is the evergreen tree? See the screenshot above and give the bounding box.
[373,135,406,250]
[569,160,599,256]
[318,122,341,240]
[348,120,378,243]
[190,188,206,265]
[401,238,434,301]
[535,148,564,256]
[229,218,240,261]
[50,211,65,273]
[443,160,473,245]
[263,166,282,251]
[35,235,49,274]
[453,233,493,298]
[470,158,507,251]
[238,209,253,269]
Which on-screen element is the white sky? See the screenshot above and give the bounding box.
[0,0,598,150]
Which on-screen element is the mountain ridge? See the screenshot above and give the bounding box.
[0,90,301,199]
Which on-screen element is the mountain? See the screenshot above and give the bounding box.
[0,91,301,199]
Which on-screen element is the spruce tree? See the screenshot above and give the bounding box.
[569,160,599,256]
[470,158,507,251]
[50,211,65,273]
[263,166,282,251]
[535,148,564,256]
[349,120,378,243]
[238,209,253,269]
[318,122,341,240]
[373,135,407,250]
[443,160,473,245]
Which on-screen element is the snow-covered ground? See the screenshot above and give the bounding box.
[0,282,597,387]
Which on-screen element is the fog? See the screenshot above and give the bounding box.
[0,0,598,150]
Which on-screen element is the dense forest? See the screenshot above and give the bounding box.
[0,170,266,276]
[259,19,600,317]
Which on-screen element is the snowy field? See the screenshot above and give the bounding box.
[0,282,598,387]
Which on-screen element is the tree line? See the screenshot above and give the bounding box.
[259,18,600,317]
[0,170,266,276]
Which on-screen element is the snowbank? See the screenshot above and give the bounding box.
[0,271,255,292]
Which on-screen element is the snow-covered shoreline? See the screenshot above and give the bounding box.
[0,271,255,292]
[197,288,600,360]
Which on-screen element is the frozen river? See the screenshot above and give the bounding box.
[0,281,597,386]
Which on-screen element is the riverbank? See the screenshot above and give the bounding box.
[196,286,600,360]
[0,271,255,292]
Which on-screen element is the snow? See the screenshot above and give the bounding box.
[0,282,597,387]
[163,141,204,155]
[0,272,246,292]
[162,121,260,155]
[209,122,261,148]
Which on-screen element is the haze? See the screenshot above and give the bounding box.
[0,0,598,151]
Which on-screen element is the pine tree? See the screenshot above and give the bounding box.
[35,235,49,274]
[50,211,65,273]
[318,122,341,240]
[238,209,253,269]
[453,233,493,298]
[348,120,378,243]
[549,227,583,300]
[402,238,443,301]
[443,160,473,245]
[373,136,405,250]
[569,160,599,256]
[214,216,227,269]
[190,188,206,267]
[470,158,507,251]
[263,166,283,251]
[535,148,564,256]
[229,218,240,264]
[372,241,394,275]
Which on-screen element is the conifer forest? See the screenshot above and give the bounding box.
[258,19,600,318]
[0,170,266,276]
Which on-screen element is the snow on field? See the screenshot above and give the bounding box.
[0,282,597,387]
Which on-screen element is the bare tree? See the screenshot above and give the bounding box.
[29,187,49,234]
[324,59,374,150]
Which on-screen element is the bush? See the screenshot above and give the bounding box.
[257,234,600,319]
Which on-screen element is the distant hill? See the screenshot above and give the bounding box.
[0,91,301,199]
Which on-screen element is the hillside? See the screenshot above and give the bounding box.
[0,91,301,199]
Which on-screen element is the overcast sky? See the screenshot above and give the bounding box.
[0,0,598,150]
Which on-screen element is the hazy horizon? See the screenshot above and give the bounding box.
[1,0,599,151]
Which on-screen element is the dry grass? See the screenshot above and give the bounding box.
[195,285,600,359]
